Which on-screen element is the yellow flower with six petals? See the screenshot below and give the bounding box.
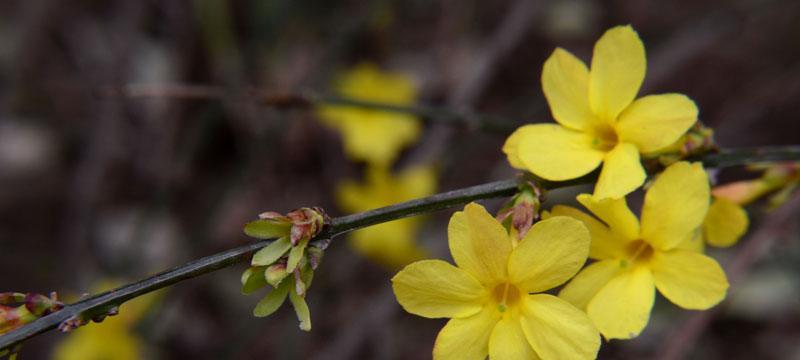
[504,25,698,199]
[553,162,729,339]
[392,203,600,359]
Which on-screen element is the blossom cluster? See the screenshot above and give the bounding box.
[392,25,756,359]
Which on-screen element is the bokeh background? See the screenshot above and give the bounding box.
[2,0,800,359]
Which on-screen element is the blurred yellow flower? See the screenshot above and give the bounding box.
[504,25,698,199]
[51,281,158,360]
[392,203,600,360]
[553,162,728,339]
[318,63,421,166]
[336,165,436,268]
[671,196,749,253]
[701,197,749,248]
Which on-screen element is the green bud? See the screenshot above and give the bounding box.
[241,266,268,295]
[265,263,290,288]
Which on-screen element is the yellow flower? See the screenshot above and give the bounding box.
[52,282,158,360]
[337,165,436,268]
[503,25,698,199]
[318,63,421,166]
[392,203,600,359]
[553,162,729,339]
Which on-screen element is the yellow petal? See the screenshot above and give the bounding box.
[641,162,710,250]
[488,318,539,360]
[674,230,705,253]
[589,25,646,121]
[508,216,590,293]
[516,124,605,181]
[541,48,596,131]
[576,193,640,241]
[587,266,654,339]
[559,259,624,310]
[651,250,729,310]
[448,203,513,285]
[433,305,499,360]
[392,260,487,319]
[503,125,536,170]
[548,205,626,259]
[593,142,646,199]
[616,94,698,153]
[703,197,749,248]
[520,294,601,360]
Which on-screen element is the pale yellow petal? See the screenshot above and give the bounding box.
[520,294,601,360]
[641,162,710,250]
[651,250,729,310]
[508,216,590,293]
[703,197,749,248]
[488,318,539,360]
[589,25,646,121]
[674,229,705,253]
[349,219,426,269]
[398,165,438,200]
[448,203,513,285]
[576,193,640,241]
[541,48,596,131]
[617,94,698,153]
[587,266,654,339]
[433,305,499,360]
[503,125,537,170]
[517,124,605,181]
[392,260,487,319]
[547,205,625,259]
[593,142,646,199]
[559,259,624,310]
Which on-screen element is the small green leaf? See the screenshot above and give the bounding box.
[286,238,309,272]
[253,281,290,317]
[241,266,267,295]
[244,220,291,239]
[252,237,291,266]
[300,265,314,289]
[288,288,311,331]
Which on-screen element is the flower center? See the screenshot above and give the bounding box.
[622,240,654,267]
[491,283,521,313]
[591,123,619,151]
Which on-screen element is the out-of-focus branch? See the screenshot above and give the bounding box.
[111,83,520,133]
[2,147,799,350]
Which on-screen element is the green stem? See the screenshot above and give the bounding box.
[2,146,799,350]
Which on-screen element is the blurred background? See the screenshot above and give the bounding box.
[1,0,800,359]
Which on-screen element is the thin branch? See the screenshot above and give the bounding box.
[2,146,800,350]
[110,83,521,133]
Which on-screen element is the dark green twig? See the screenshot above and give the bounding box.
[2,146,800,350]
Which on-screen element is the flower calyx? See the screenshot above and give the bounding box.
[497,181,544,240]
